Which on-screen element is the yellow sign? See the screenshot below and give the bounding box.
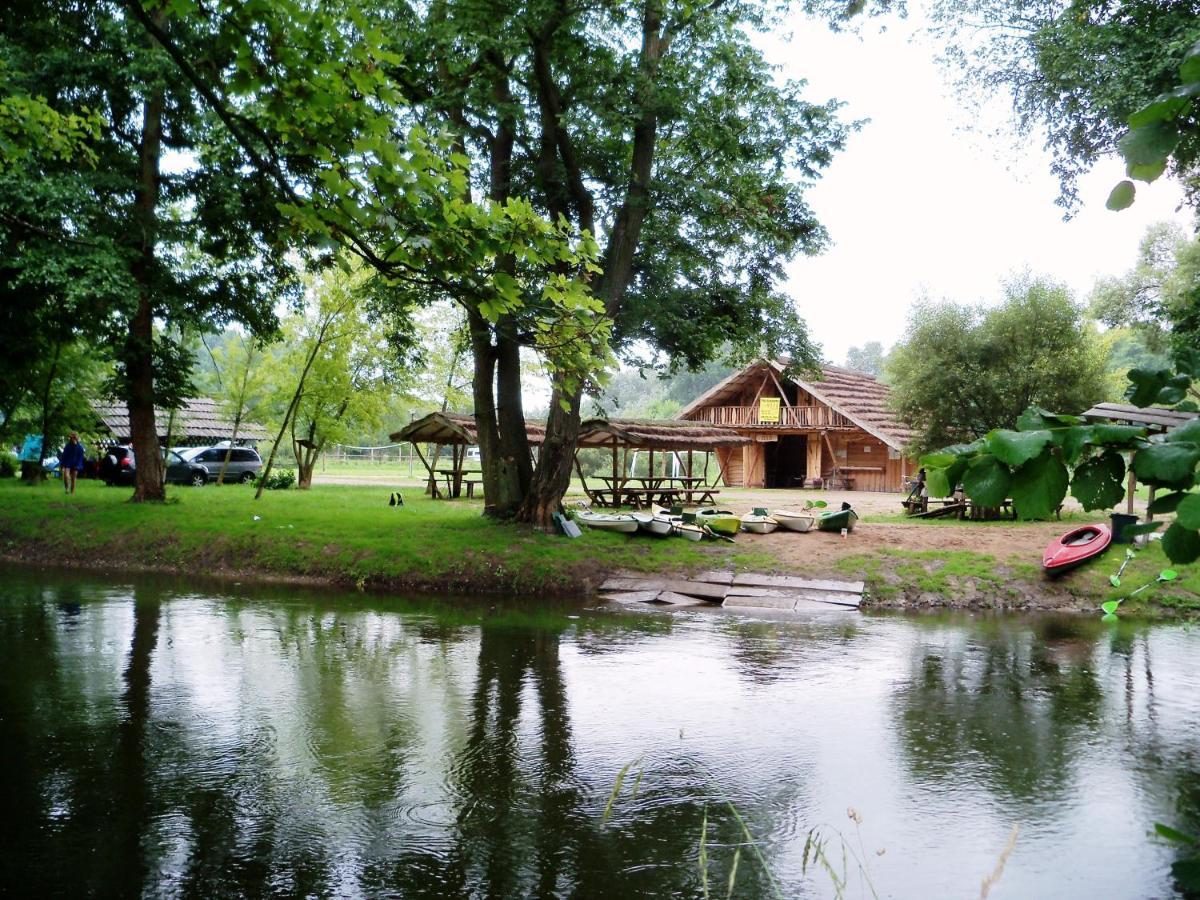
[758,397,781,423]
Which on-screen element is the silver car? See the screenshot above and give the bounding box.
[189,446,263,483]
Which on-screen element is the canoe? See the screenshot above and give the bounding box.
[772,509,816,533]
[1043,523,1111,575]
[740,509,778,534]
[817,507,859,533]
[694,508,741,536]
[632,511,674,537]
[673,523,706,541]
[576,511,639,534]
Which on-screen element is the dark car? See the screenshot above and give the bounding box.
[187,445,263,484]
[99,445,209,487]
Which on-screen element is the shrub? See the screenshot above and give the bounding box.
[263,469,295,490]
[0,452,17,478]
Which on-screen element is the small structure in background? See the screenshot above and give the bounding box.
[675,360,916,491]
[90,398,268,448]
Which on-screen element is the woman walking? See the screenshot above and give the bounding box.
[60,433,85,495]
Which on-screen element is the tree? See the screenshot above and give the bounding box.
[131,0,886,527]
[929,0,1200,212]
[258,266,410,493]
[195,330,270,485]
[1,1,296,501]
[844,342,886,378]
[888,275,1109,453]
[1091,222,1200,360]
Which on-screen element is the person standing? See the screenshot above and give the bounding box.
[60,433,85,495]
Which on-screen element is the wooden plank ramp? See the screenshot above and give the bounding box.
[599,571,864,612]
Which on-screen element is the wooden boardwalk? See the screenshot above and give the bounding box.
[599,571,864,612]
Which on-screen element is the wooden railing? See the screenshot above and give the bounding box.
[690,405,854,428]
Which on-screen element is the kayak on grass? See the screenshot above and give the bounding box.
[1043,523,1112,575]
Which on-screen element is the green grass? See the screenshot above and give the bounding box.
[0,478,772,595]
[833,547,1041,602]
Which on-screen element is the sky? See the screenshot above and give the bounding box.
[757,4,1192,366]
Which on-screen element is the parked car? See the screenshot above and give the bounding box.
[99,445,210,487]
[188,445,263,483]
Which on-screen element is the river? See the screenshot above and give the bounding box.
[1,567,1198,898]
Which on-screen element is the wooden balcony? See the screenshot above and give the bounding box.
[689,405,854,429]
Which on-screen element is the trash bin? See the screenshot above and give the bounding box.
[1110,512,1138,544]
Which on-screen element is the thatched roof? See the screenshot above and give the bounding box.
[578,418,749,450]
[391,412,744,450]
[91,397,268,445]
[1082,402,1198,433]
[676,360,916,451]
[390,412,547,445]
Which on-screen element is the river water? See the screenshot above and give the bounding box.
[2,568,1199,898]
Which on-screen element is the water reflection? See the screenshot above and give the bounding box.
[5,572,1200,897]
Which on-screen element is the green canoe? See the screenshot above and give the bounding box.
[694,508,741,536]
[817,507,859,533]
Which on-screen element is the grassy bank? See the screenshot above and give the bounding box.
[0,479,776,595]
[1,479,1195,614]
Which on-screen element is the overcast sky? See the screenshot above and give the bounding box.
[758,4,1192,366]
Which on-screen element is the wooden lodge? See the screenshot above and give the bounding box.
[676,360,917,492]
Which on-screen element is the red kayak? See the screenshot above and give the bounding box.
[1042,524,1112,575]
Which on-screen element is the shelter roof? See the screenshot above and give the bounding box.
[392,412,746,451]
[676,360,916,451]
[91,397,269,443]
[577,418,749,450]
[1081,402,1199,432]
[391,412,547,446]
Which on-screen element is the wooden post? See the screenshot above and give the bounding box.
[412,442,440,499]
[1126,464,1137,516]
[611,438,619,508]
[1146,485,1156,522]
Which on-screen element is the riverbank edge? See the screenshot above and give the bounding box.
[2,533,1192,619]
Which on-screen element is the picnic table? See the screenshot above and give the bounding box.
[827,465,884,491]
[435,468,483,499]
[592,475,718,509]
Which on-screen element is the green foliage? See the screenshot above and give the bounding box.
[844,342,887,378]
[923,352,1200,563]
[1089,223,1200,358]
[888,274,1109,453]
[930,0,1200,212]
[0,452,16,478]
[1070,452,1127,511]
[261,469,295,491]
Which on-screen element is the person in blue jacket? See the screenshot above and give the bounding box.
[60,433,85,495]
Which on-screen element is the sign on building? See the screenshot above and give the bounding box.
[758,397,781,424]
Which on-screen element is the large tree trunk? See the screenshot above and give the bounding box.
[519,383,582,528]
[128,70,166,502]
[515,2,667,529]
[469,309,521,516]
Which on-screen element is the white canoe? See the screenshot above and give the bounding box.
[673,523,706,541]
[576,511,639,533]
[740,514,778,534]
[632,512,674,537]
[772,509,816,533]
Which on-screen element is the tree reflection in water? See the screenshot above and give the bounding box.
[894,615,1105,807]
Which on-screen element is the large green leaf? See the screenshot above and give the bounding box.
[1089,424,1147,447]
[1011,450,1069,520]
[1119,122,1181,168]
[1129,84,1200,129]
[963,456,1011,507]
[925,467,951,499]
[1178,493,1200,530]
[987,429,1052,467]
[1162,522,1200,565]
[1182,39,1200,82]
[1070,451,1126,511]
[1106,180,1136,211]
[1158,374,1194,405]
[920,451,959,469]
[1057,425,1095,465]
[1126,368,1173,406]
[1017,406,1086,431]
[1149,491,1188,514]
[1132,443,1200,490]
[1168,420,1200,444]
